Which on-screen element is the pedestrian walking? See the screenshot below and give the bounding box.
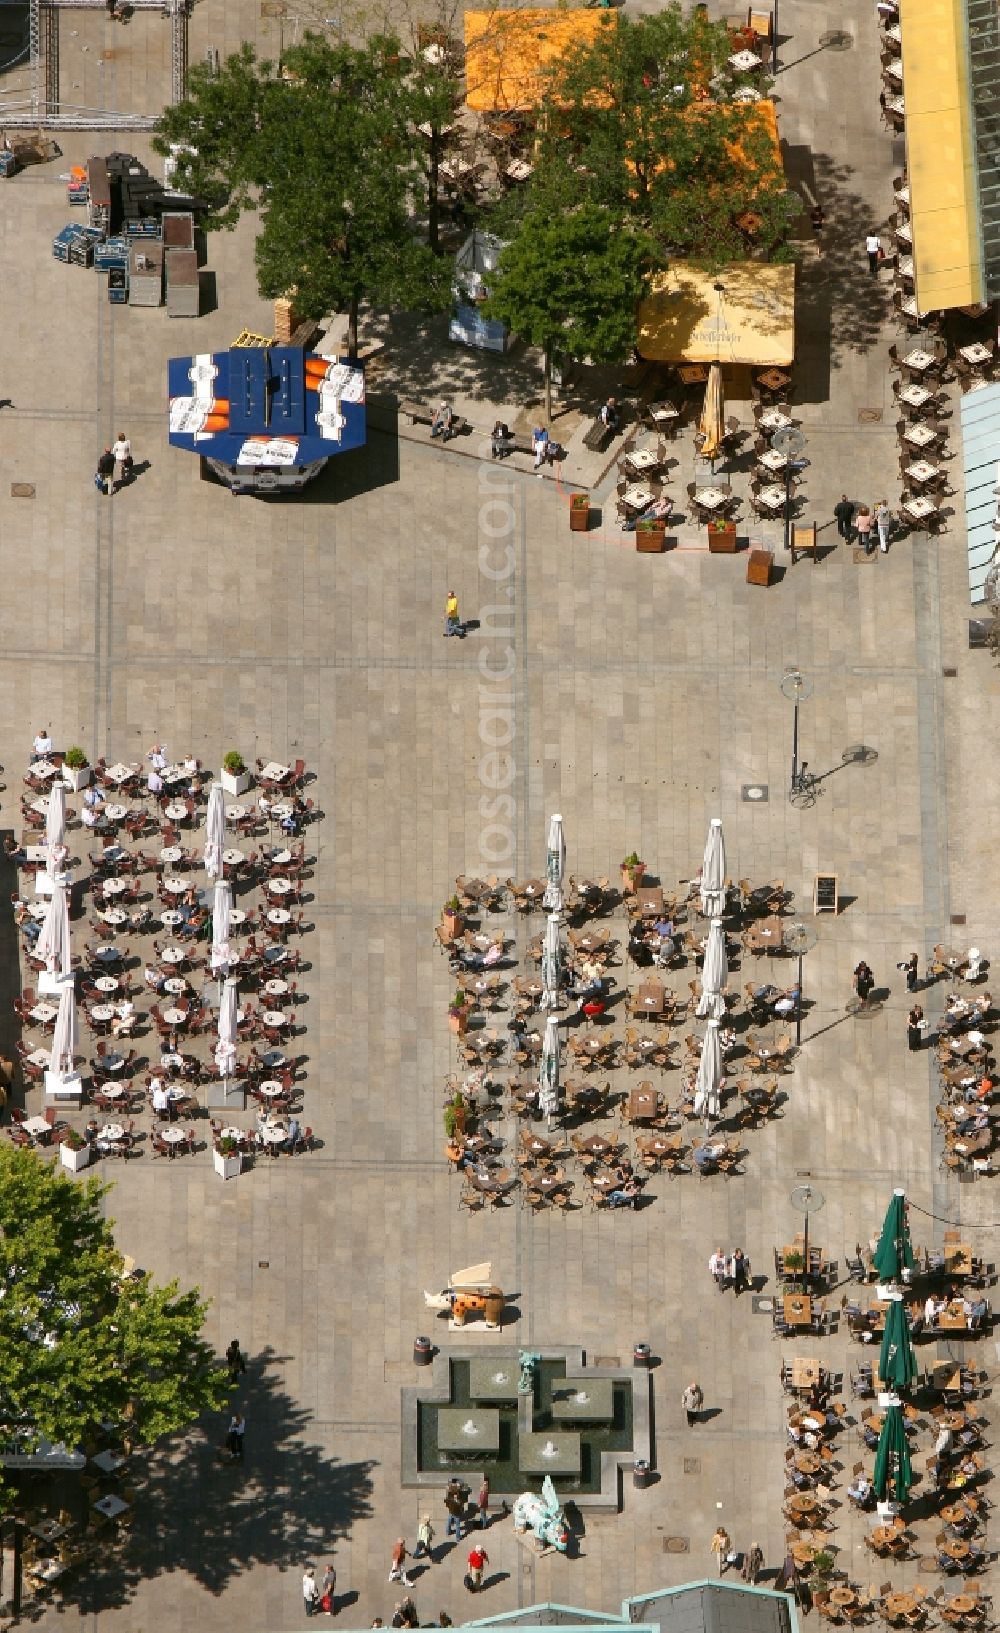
[225,1337,246,1383]
[874,498,892,554]
[443,589,463,638]
[865,230,882,275]
[96,446,115,495]
[731,1248,751,1297]
[476,1476,490,1528]
[413,1515,435,1559]
[711,1526,733,1576]
[854,961,875,1005]
[742,1542,764,1584]
[388,1538,414,1587]
[681,1380,704,1426]
[226,1411,245,1461]
[444,1478,467,1540]
[321,1563,337,1616]
[466,1543,489,1592]
[854,505,874,554]
[834,494,855,541]
[112,430,133,487]
[907,1004,926,1051]
[709,1246,727,1290]
[303,1566,321,1618]
[898,951,919,991]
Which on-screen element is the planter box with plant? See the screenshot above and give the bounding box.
[708,520,738,553]
[220,751,252,797]
[441,896,464,942]
[569,493,591,533]
[62,746,91,792]
[213,1136,243,1179]
[59,1129,92,1172]
[448,990,474,1036]
[620,852,645,892]
[635,518,667,553]
[443,1094,467,1140]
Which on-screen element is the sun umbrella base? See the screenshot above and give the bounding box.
[44,1070,83,1101]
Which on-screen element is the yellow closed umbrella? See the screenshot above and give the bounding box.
[698,363,724,461]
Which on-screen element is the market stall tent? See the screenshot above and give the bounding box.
[464,8,617,112]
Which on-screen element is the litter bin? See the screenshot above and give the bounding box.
[413,1335,433,1366]
[633,1459,652,1490]
[633,1343,652,1367]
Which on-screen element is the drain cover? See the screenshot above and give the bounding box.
[594,1355,620,1367]
[820,29,853,48]
[951,914,967,925]
[664,1537,690,1553]
[742,784,769,802]
[10,483,34,498]
[683,1458,700,1474]
[752,1296,774,1314]
[858,409,882,423]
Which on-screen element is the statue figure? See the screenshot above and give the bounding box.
[518,1349,541,1394]
[423,1262,506,1330]
[512,1475,569,1554]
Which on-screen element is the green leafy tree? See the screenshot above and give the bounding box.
[0,1149,228,1490]
[484,204,652,420]
[154,34,453,354]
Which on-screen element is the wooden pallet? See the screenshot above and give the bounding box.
[231,329,275,349]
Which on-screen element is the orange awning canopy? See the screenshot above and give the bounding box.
[637,261,795,365]
[464,8,617,112]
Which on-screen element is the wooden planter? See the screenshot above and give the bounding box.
[448,1007,472,1036]
[747,547,774,586]
[569,497,590,532]
[635,520,666,552]
[440,910,463,942]
[708,524,737,553]
[620,862,645,892]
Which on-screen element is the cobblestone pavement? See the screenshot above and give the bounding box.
[1,0,999,1627]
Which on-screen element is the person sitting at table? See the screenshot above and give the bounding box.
[774,985,801,1018]
[284,1115,303,1154]
[607,1176,641,1209]
[848,1470,872,1508]
[84,1116,100,1145]
[807,1379,830,1412]
[955,1109,989,1137]
[148,767,164,797]
[694,1142,724,1173]
[431,402,456,441]
[82,784,106,828]
[18,912,41,949]
[111,999,135,1037]
[967,1297,989,1330]
[935,1425,955,1459]
[925,1294,945,1328]
[31,728,52,762]
[280,795,308,837]
[144,963,168,993]
[622,495,671,533]
[863,1420,880,1450]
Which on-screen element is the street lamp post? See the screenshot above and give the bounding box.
[790,1183,825,1290]
[779,666,813,799]
[784,921,818,1046]
[771,426,807,553]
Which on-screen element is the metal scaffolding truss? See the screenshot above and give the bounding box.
[9,0,191,129]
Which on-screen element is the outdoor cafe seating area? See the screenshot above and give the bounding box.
[437,828,806,1213]
[10,747,319,1169]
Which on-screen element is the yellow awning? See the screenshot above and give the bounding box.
[637,261,795,366]
[464,8,617,112]
[902,0,984,310]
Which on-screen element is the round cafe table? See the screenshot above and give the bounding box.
[536,1175,565,1193]
[265,979,289,997]
[872,1526,900,1549]
[162,877,187,895]
[523,879,544,897]
[270,849,293,866]
[90,1005,115,1022]
[267,908,291,926]
[262,1010,288,1028]
[267,877,293,896]
[258,1080,284,1098]
[101,908,127,927]
[270,803,293,821]
[944,1540,971,1561]
[161,1053,185,1072]
[790,1542,816,1565]
[262,1049,287,1069]
[99,1124,125,1143]
[884,1596,918,1618]
[164,802,188,821]
[943,1413,968,1431]
[647,1137,673,1154]
[226,805,247,823]
[102,878,127,897]
[526,1137,551,1155]
[161,1127,187,1145]
[591,1174,614,1192]
[260,1123,288,1147]
[164,977,188,995]
[101,1052,125,1072]
[160,911,183,928]
[162,1007,188,1027]
[222,850,244,866]
[100,1083,125,1100]
[229,910,247,927]
[92,945,120,963]
[951,1598,977,1616]
[104,804,128,821]
[795,1452,821,1474]
[160,945,185,964]
[830,1591,856,1609]
[159,847,183,865]
[95,976,120,994]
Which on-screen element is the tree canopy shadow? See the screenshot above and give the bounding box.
[75,1347,376,1613]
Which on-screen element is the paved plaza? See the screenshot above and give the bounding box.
[2,0,1000,1626]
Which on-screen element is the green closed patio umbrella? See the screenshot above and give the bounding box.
[873,1188,915,1282]
[873,1404,913,1506]
[879,1297,918,1392]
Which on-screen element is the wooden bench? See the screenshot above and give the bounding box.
[582,418,616,453]
[400,400,470,439]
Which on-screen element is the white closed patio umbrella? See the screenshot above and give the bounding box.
[36,880,71,976]
[204,783,225,881]
[541,912,562,1010]
[696,918,728,1019]
[49,979,78,1080]
[538,1014,560,1123]
[699,817,727,917]
[210,879,233,974]
[45,781,68,881]
[214,978,238,1078]
[542,813,566,914]
[693,1018,723,1124]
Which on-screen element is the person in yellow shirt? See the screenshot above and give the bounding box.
[444,590,463,637]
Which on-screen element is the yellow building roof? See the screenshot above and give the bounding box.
[902,0,983,310]
[464,8,617,112]
[637,261,795,365]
